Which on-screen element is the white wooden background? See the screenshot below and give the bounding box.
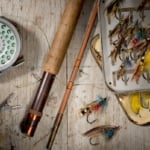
[0,0,150,150]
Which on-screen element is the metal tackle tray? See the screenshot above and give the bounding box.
[99,0,150,93]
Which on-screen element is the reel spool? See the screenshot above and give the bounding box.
[0,17,21,72]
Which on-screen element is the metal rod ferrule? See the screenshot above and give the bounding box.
[20,72,55,137]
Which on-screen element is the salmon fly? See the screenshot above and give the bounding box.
[135,40,147,50]
[117,63,126,80]
[132,45,150,82]
[109,47,118,64]
[112,15,131,40]
[109,15,130,38]
[110,38,124,64]
[126,20,140,45]
[132,56,145,82]
[128,29,145,49]
[105,0,123,19]
[83,125,119,145]
[130,40,147,61]
[120,15,131,35]
[80,96,108,124]
[117,57,131,80]
[109,22,121,38]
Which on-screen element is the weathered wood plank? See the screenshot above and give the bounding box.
[0,0,67,150]
[0,0,150,150]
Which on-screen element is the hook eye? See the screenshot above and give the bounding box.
[89,137,99,146]
[86,114,97,124]
[130,51,138,61]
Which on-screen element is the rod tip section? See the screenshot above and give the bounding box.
[20,113,41,137]
[46,140,53,150]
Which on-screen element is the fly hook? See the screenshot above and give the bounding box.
[83,125,120,146]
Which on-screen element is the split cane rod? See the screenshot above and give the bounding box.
[21,0,84,137]
[47,0,98,149]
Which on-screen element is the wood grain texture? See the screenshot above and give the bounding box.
[0,0,150,150]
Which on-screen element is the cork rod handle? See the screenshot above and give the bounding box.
[44,0,84,74]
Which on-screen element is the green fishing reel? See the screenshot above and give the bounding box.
[0,17,22,72]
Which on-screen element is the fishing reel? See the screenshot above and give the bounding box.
[0,17,24,73]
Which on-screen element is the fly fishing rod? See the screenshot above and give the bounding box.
[21,0,85,137]
[47,0,99,149]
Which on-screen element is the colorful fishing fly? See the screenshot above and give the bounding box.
[109,22,121,38]
[105,0,123,19]
[132,56,145,82]
[109,15,130,40]
[129,30,145,49]
[83,125,120,145]
[129,40,147,63]
[80,96,108,124]
[136,40,147,51]
[110,37,124,64]
[132,47,150,82]
[117,63,126,80]
[126,20,140,45]
[117,56,132,81]
[109,47,118,64]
